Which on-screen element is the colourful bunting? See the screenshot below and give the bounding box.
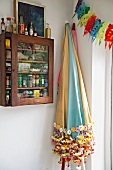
[105,24,113,49]
[73,0,113,49]
[95,22,108,45]
[90,19,101,42]
[78,10,93,27]
[84,15,96,35]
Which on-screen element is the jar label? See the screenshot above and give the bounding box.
[30,29,33,36]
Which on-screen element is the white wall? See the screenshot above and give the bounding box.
[73,0,113,170]
[0,0,73,170]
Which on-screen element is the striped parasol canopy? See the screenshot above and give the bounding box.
[51,23,94,170]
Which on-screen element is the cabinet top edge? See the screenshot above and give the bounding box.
[0,33,54,41]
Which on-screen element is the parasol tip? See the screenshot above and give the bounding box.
[72,23,76,30]
[65,20,69,24]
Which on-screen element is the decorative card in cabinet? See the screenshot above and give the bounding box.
[0,33,54,106]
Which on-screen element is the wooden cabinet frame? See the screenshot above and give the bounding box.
[0,33,54,106]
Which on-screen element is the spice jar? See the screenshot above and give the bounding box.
[6,90,10,105]
[44,75,48,87]
[43,89,48,97]
[41,75,44,87]
[35,75,39,87]
[6,76,10,88]
[18,74,22,88]
[39,76,42,87]
[40,90,43,97]
[32,75,35,87]
[23,75,28,87]
[28,75,32,87]
[5,39,10,48]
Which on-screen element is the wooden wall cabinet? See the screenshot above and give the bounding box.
[0,33,54,106]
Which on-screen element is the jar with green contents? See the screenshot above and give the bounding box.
[18,74,22,88]
[9,76,12,87]
[39,75,42,87]
[41,75,44,87]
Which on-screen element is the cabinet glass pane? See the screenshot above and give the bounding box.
[17,42,49,100]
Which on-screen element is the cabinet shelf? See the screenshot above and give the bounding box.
[6,47,11,50]
[18,60,47,63]
[6,72,11,74]
[6,88,11,90]
[6,87,47,90]
[18,87,46,90]
[18,48,48,53]
[6,59,11,62]
[18,72,48,74]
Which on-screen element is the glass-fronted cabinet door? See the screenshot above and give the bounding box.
[13,35,54,106]
[0,33,54,107]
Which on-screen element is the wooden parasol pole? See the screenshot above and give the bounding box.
[61,158,65,170]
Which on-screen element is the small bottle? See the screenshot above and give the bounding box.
[6,76,10,88]
[1,18,5,33]
[19,15,24,34]
[28,75,32,87]
[29,21,33,36]
[23,76,27,87]
[6,17,12,32]
[24,25,28,35]
[40,90,43,97]
[32,75,35,87]
[39,76,42,87]
[9,76,12,87]
[18,74,22,88]
[6,90,10,105]
[12,17,17,34]
[35,75,39,87]
[33,26,37,37]
[45,23,51,38]
[44,75,48,87]
[41,75,44,87]
[43,89,48,97]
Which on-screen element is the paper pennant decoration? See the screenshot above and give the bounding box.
[73,0,113,49]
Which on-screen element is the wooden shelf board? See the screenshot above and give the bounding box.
[18,87,46,90]
[18,60,47,63]
[18,48,48,53]
[18,72,48,74]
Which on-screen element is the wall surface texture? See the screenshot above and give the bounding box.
[1,0,113,170]
[0,0,73,170]
[73,0,113,170]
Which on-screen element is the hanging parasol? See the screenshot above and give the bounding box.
[51,23,95,170]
